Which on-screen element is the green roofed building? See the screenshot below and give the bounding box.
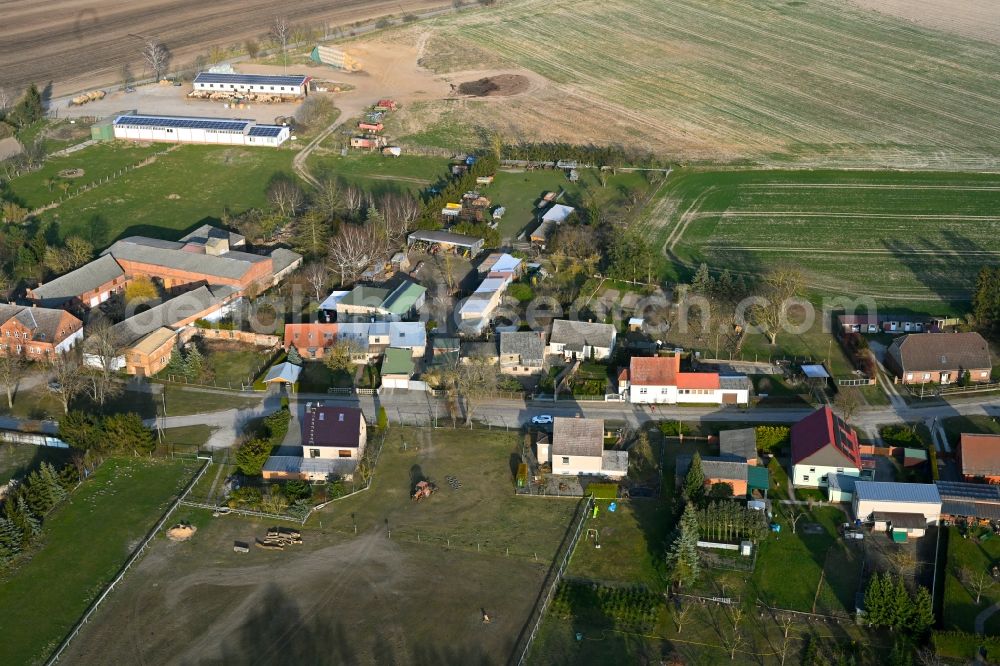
[335,280,426,322]
[381,347,415,389]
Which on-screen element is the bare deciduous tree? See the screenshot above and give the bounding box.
[777,615,796,666]
[961,566,996,604]
[312,178,347,221]
[270,17,291,69]
[142,39,170,81]
[267,179,305,219]
[672,601,694,634]
[50,354,86,414]
[453,355,499,426]
[834,388,862,423]
[328,225,375,285]
[0,351,26,408]
[303,262,329,302]
[83,319,126,406]
[750,266,805,345]
[344,184,365,219]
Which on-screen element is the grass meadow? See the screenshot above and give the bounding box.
[0,457,200,665]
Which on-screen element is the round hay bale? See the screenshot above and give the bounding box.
[166,524,197,542]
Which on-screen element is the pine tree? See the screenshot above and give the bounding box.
[184,346,204,381]
[13,497,41,539]
[286,346,302,365]
[25,469,55,516]
[690,263,714,295]
[666,503,701,588]
[909,586,934,638]
[40,462,67,503]
[890,575,912,630]
[0,516,23,562]
[863,573,887,627]
[683,451,705,501]
[165,347,185,376]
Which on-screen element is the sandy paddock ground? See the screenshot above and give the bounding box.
[848,0,1000,44]
[0,0,448,98]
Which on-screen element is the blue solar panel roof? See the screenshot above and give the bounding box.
[248,126,283,138]
[194,72,308,86]
[115,115,250,131]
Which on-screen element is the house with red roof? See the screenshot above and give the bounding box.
[618,355,750,405]
[959,433,1000,483]
[790,406,861,488]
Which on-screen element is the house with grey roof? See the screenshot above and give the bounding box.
[0,304,84,360]
[547,320,617,361]
[886,331,992,385]
[535,417,626,479]
[719,428,758,465]
[499,331,546,375]
[28,254,127,309]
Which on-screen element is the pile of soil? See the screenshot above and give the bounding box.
[166,524,197,541]
[457,74,530,97]
[58,168,84,178]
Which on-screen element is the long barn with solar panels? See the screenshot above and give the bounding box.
[112,114,289,147]
[193,72,310,97]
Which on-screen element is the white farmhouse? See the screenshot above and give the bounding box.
[113,114,289,147]
[193,72,310,97]
[537,417,626,479]
[620,355,750,405]
[852,481,941,538]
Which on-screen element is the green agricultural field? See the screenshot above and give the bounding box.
[0,457,200,666]
[427,0,1000,168]
[642,169,1000,306]
[2,142,164,211]
[23,144,294,246]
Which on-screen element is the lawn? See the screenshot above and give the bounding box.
[27,144,295,246]
[0,443,70,486]
[486,167,653,241]
[940,415,1000,450]
[0,383,261,421]
[308,151,451,195]
[2,141,164,211]
[750,505,857,614]
[644,168,1000,306]
[197,343,271,389]
[0,456,200,666]
[162,425,215,452]
[942,526,1000,633]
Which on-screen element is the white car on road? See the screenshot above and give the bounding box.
[530,414,553,425]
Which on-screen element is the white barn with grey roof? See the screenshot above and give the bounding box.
[852,481,941,532]
[193,72,310,96]
[113,114,289,147]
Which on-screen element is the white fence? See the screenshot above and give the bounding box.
[515,497,593,666]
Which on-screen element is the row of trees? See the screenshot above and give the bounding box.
[497,142,664,169]
[693,500,768,543]
[863,572,934,638]
[58,411,155,455]
[0,461,76,566]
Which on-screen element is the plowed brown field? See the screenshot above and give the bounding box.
[0,0,447,97]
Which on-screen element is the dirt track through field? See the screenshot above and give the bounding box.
[0,0,447,97]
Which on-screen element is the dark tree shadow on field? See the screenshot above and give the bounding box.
[509,451,522,481]
[116,218,222,244]
[412,642,493,666]
[87,213,109,249]
[213,583,358,665]
[883,229,992,308]
[410,464,427,494]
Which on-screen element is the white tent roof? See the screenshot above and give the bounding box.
[319,290,350,310]
[801,364,831,379]
[541,204,575,224]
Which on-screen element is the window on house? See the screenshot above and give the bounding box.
[809,467,816,473]
[923,373,931,380]
[803,475,810,482]
[906,373,913,380]
[982,371,989,377]
[309,449,321,458]
[339,450,351,458]
[561,456,570,465]
[638,387,647,394]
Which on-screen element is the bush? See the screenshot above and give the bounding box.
[283,480,312,502]
[262,408,291,446]
[376,406,388,432]
[658,421,691,437]
[881,425,922,448]
[755,425,790,454]
[508,283,534,303]
[235,438,271,476]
